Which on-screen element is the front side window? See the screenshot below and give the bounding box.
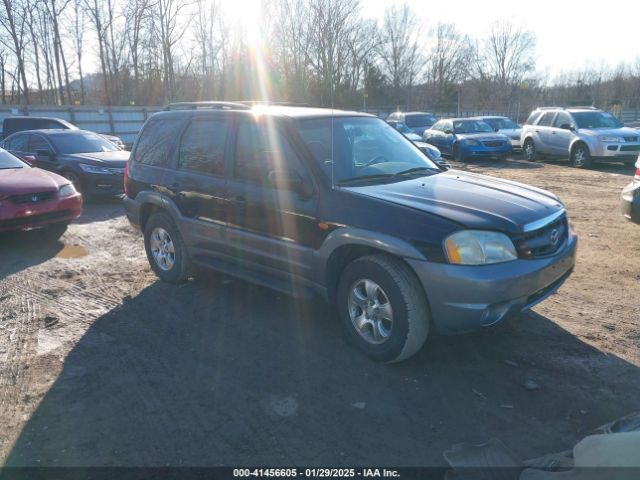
[50,133,118,154]
[29,135,51,152]
[234,120,303,187]
[553,112,572,128]
[134,116,184,167]
[453,120,493,134]
[178,118,228,176]
[572,111,623,129]
[296,116,439,184]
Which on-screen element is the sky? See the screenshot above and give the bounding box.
[362,0,640,75]
[222,0,640,77]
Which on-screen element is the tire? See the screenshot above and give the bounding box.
[570,143,592,168]
[523,138,537,161]
[143,212,192,282]
[42,222,68,240]
[452,144,464,162]
[337,254,429,363]
[62,171,82,194]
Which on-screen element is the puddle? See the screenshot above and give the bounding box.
[56,244,88,259]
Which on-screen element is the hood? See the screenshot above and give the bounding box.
[64,150,129,167]
[456,132,510,142]
[341,170,564,234]
[0,167,66,196]
[579,127,639,138]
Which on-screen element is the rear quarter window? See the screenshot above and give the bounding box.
[525,111,542,125]
[133,116,184,167]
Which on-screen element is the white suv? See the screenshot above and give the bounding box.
[521,107,640,168]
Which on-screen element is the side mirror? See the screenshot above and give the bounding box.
[494,128,500,132]
[560,124,574,131]
[444,129,453,135]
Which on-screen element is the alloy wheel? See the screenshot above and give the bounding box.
[348,279,393,344]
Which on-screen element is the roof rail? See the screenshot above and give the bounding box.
[537,106,564,110]
[567,105,598,110]
[163,101,250,111]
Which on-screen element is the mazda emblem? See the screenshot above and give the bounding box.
[31,195,39,203]
[550,228,559,246]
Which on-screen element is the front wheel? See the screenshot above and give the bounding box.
[570,143,592,168]
[523,139,537,161]
[62,171,82,194]
[337,255,429,363]
[144,212,192,282]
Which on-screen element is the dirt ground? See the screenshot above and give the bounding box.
[0,157,638,467]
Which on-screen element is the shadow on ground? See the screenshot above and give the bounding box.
[74,196,125,225]
[5,275,639,467]
[0,231,65,279]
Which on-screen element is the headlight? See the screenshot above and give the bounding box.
[79,163,112,174]
[598,135,619,142]
[444,230,518,265]
[59,184,77,197]
[463,139,481,146]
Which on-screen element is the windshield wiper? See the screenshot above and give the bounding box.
[393,167,441,176]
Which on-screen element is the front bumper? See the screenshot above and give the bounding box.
[406,232,577,334]
[621,181,640,224]
[80,171,125,196]
[460,144,512,157]
[510,138,522,148]
[0,193,82,232]
[591,143,640,161]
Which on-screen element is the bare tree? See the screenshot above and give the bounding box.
[377,2,421,106]
[0,0,30,103]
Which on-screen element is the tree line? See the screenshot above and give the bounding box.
[1,0,640,119]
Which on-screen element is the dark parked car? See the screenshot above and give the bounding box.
[423,118,512,161]
[621,157,640,224]
[2,116,125,149]
[124,103,577,362]
[1,129,129,196]
[0,148,82,238]
[386,111,438,136]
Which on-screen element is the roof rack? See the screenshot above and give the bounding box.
[163,101,250,111]
[567,105,597,110]
[537,106,564,110]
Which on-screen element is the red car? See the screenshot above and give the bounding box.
[0,148,82,239]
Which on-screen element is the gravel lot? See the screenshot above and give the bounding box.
[1,157,638,467]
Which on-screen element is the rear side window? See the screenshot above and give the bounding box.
[134,116,183,167]
[178,118,229,176]
[29,135,50,152]
[537,112,556,126]
[525,111,542,125]
[4,133,28,151]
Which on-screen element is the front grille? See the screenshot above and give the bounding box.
[624,136,638,142]
[9,191,56,204]
[482,141,503,147]
[620,145,640,152]
[518,214,568,259]
[0,210,71,229]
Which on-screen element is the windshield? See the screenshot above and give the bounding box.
[296,116,439,184]
[405,114,437,128]
[50,133,118,154]
[572,111,623,129]
[483,117,518,130]
[0,150,27,169]
[453,120,494,134]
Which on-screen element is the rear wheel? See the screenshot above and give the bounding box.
[523,138,537,161]
[570,143,592,168]
[337,254,429,363]
[144,212,192,282]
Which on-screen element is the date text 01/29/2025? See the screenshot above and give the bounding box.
[233,469,400,478]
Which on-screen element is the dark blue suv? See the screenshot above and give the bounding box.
[123,103,577,362]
